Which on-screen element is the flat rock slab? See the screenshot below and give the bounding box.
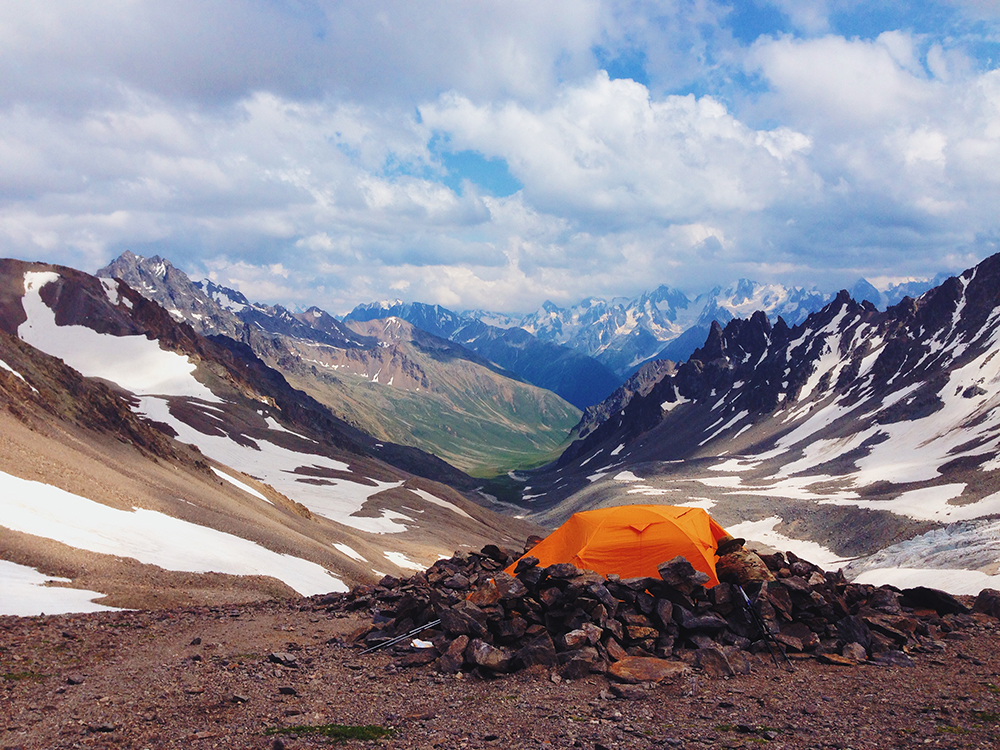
[607,656,690,684]
[816,653,857,666]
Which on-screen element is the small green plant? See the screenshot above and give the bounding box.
[937,725,971,735]
[984,682,1000,695]
[971,710,1000,723]
[2,671,47,682]
[264,724,395,742]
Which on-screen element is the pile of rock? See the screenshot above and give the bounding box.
[325,545,999,679]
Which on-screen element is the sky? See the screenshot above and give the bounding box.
[3,1,1000,314]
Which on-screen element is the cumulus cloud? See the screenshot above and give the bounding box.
[0,0,607,108]
[744,31,1000,276]
[421,73,817,226]
[0,1,999,313]
[747,32,941,133]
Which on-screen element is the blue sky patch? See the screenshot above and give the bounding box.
[593,45,650,87]
[727,1,790,43]
[438,150,522,198]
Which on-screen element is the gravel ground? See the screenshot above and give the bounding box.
[2,598,1000,750]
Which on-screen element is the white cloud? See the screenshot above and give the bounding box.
[747,33,942,132]
[0,4,999,313]
[421,73,817,225]
[0,0,607,108]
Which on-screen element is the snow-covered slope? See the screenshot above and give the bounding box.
[516,256,1000,594]
[0,259,540,614]
[475,281,830,379]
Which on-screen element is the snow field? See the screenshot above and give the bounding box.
[819,484,1000,523]
[138,397,411,534]
[854,567,1000,596]
[19,272,219,402]
[0,469,346,597]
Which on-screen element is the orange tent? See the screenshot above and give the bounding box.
[505,505,731,586]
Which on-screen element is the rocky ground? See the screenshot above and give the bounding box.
[2,594,1000,750]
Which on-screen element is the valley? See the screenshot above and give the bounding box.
[0,250,998,618]
[100,252,581,477]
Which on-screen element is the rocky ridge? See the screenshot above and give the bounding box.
[512,252,1000,592]
[341,544,1000,683]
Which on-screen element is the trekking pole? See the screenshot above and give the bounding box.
[360,619,442,654]
[736,585,793,670]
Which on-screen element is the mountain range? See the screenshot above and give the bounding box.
[512,255,1000,595]
[342,300,622,409]
[0,247,991,617]
[99,252,580,477]
[351,276,934,384]
[0,257,541,613]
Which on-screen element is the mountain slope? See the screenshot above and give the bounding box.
[344,300,621,409]
[513,255,1000,594]
[99,253,580,476]
[282,316,582,475]
[0,258,540,614]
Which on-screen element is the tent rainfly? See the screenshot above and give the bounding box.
[505,504,732,586]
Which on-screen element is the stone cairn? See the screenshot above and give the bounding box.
[321,544,1000,681]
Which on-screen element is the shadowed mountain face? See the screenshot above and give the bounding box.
[512,253,1000,594]
[99,253,580,477]
[457,278,936,381]
[505,281,833,379]
[0,257,542,613]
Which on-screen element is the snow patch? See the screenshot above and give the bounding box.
[211,467,272,505]
[676,498,716,509]
[333,543,366,562]
[614,471,642,482]
[0,559,119,617]
[407,488,473,519]
[0,358,35,391]
[384,551,424,571]
[626,486,676,496]
[0,469,346,597]
[264,416,316,442]
[661,387,690,412]
[99,277,120,306]
[723,516,849,570]
[19,272,219,402]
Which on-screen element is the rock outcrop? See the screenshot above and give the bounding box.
[336,545,991,679]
